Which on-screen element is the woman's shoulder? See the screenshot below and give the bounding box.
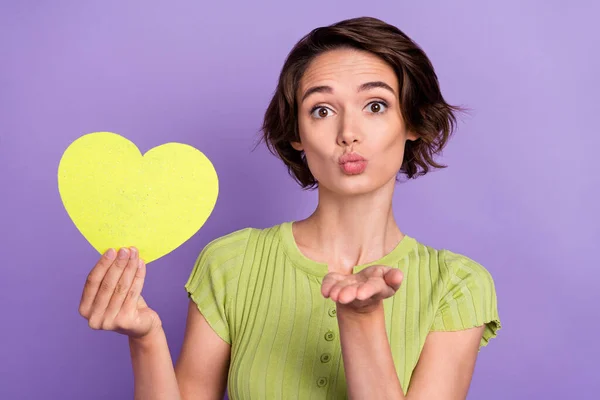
[415,241,501,347]
[198,222,285,257]
[439,248,494,281]
[409,237,494,281]
[435,248,496,291]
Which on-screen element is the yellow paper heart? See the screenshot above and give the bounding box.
[58,132,219,263]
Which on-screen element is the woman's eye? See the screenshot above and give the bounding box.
[311,106,332,119]
[365,101,387,113]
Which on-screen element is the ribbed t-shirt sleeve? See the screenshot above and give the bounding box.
[430,250,501,349]
[184,229,250,345]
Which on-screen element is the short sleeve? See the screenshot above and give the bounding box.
[430,250,501,349]
[184,229,251,345]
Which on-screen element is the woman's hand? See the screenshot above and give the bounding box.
[321,265,403,314]
[78,247,161,339]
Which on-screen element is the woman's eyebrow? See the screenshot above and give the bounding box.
[301,81,396,104]
[358,81,396,95]
[301,85,332,103]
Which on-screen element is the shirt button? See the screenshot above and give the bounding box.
[317,377,328,387]
[328,308,337,317]
[324,331,335,341]
[320,353,331,363]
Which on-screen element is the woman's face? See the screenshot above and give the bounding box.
[292,48,417,196]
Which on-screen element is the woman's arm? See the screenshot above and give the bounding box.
[175,300,231,400]
[79,248,230,399]
[129,327,183,400]
[404,326,484,400]
[326,265,484,400]
[129,301,231,400]
[337,303,405,399]
[338,303,484,400]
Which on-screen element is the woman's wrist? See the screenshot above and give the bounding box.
[336,300,384,321]
[129,326,166,350]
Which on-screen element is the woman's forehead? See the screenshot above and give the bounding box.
[299,49,398,96]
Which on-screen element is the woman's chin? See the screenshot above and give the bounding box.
[321,176,390,197]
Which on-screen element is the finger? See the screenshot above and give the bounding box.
[321,273,345,298]
[356,279,383,301]
[357,266,401,299]
[383,269,403,292]
[359,270,401,299]
[329,279,355,302]
[79,248,117,318]
[338,283,360,304]
[365,265,390,278]
[103,247,140,321]
[89,247,131,319]
[122,257,147,311]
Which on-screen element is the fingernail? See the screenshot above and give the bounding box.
[118,248,128,259]
[104,248,116,258]
[130,247,138,257]
[138,258,144,269]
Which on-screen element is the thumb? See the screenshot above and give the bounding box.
[135,306,159,334]
[383,268,403,291]
[137,295,149,308]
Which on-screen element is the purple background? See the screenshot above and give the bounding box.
[1,1,598,399]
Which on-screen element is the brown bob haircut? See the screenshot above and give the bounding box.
[261,16,463,189]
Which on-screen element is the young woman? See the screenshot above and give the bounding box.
[78,16,500,400]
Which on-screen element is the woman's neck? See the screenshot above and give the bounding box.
[292,183,404,274]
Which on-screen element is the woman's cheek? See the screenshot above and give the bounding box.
[303,150,329,181]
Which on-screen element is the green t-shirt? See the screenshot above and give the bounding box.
[185,221,501,399]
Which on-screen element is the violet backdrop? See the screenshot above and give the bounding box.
[1,1,598,399]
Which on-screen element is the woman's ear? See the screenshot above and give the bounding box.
[291,141,304,151]
[406,130,419,141]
